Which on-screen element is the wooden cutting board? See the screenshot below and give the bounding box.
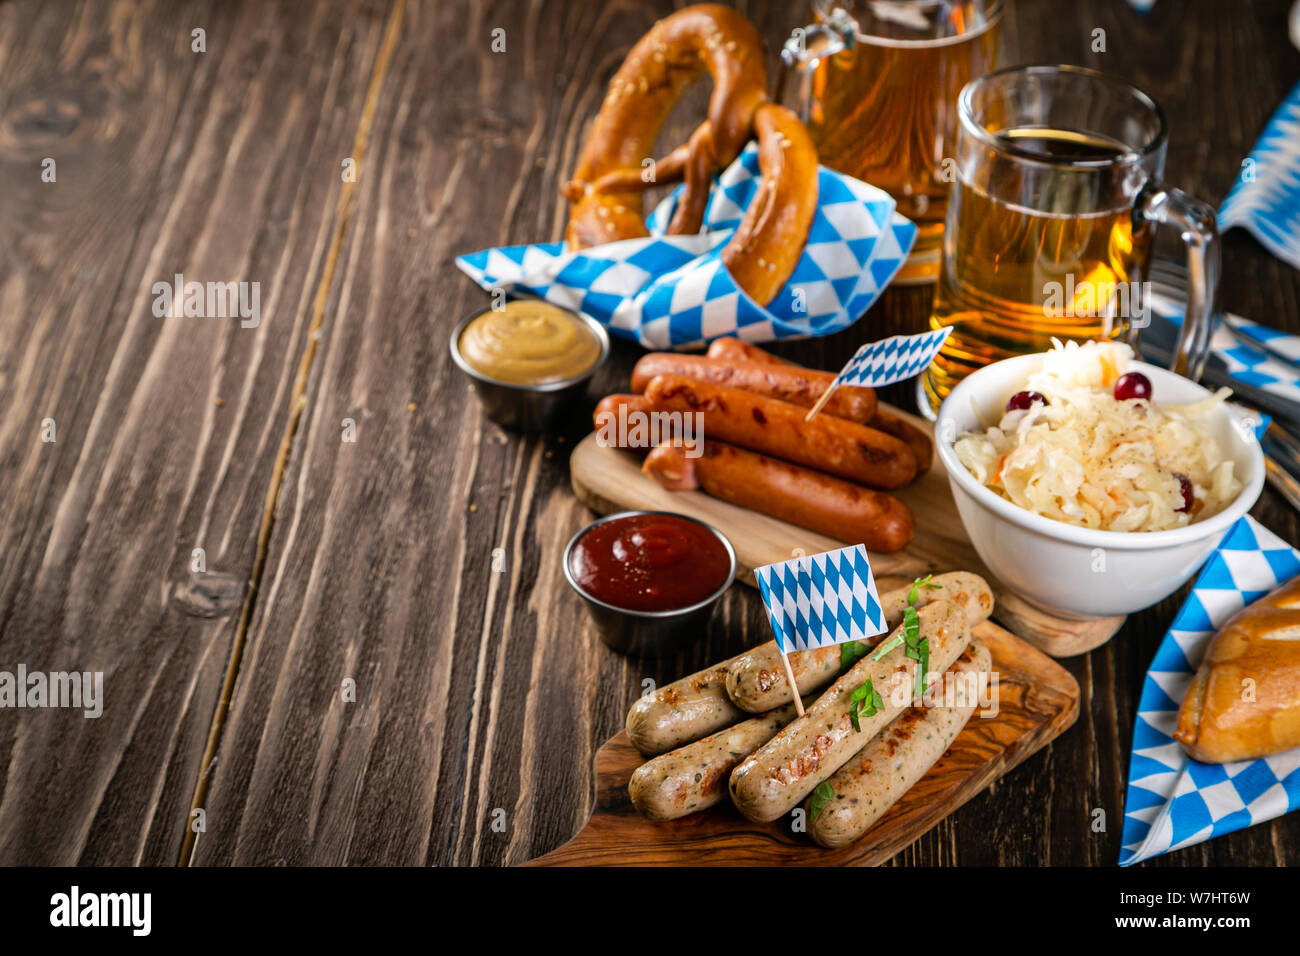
[569,402,1123,658]
[527,620,1079,866]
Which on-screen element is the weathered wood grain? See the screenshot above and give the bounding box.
[189,0,1300,869]
[192,0,1300,868]
[188,0,803,868]
[0,0,390,864]
[4,0,1300,868]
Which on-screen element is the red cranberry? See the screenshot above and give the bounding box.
[1113,372,1152,401]
[1174,473,1193,513]
[1006,390,1048,412]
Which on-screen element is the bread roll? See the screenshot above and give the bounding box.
[1174,576,1300,763]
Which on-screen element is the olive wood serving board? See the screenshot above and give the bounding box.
[568,402,1123,658]
[526,620,1079,866]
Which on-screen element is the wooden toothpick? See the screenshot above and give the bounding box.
[804,384,834,422]
[778,648,804,716]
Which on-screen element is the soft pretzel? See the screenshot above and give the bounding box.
[720,102,818,306]
[563,5,817,306]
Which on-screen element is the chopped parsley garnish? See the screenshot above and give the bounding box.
[848,677,883,732]
[861,575,940,696]
[905,620,930,699]
[869,633,903,661]
[840,640,869,673]
[808,781,835,821]
[908,573,941,606]
[901,574,938,698]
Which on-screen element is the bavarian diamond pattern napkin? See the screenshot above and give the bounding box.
[824,328,952,390]
[455,144,917,350]
[1212,318,1300,407]
[1120,516,1300,865]
[1220,79,1300,270]
[755,545,887,654]
[1223,314,1300,370]
[1144,302,1300,417]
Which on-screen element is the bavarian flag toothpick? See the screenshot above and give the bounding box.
[805,327,953,421]
[755,545,887,716]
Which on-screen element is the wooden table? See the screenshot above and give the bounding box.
[1,0,1297,867]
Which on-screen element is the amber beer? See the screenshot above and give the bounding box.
[784,1,1003,283]
[924,130,1155,407]
[921,67,1221,413]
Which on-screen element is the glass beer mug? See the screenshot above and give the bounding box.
[919,65,1221,414]
[779,0,1004,283]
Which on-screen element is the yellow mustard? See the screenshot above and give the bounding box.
[459,300,602,385]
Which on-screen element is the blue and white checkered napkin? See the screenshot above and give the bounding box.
[824,327,952,391]
[1145,301,1300,413]
[755,545,887,654]
[1224,313,1300,368]
[1220,78,1300,270]
[1119,516,1300,865]
[1212,317,1300,407]
[454,144,917,350]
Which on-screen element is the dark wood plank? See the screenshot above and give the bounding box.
[8,0,1289,868]
[193,0,1300,867]
[0,0,391,864]
[189,0,797,867]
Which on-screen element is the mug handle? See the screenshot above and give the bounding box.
[774,7,859,121]
[1135,184,1221,381]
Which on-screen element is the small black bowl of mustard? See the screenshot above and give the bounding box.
[450,299,609,431]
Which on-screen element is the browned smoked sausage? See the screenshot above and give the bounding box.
[706,336,790,366]
[866,407,933,476]
[706,338,932,474]
[631,353,876,423]
[643,441,913,551]
[643,374,917,489]
[593,393,652,430]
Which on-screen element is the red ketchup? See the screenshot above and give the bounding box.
[569,514,731,612]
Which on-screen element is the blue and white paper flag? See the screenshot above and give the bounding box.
[823,327,952,392]
[755,545,887,654]
[455,144,917,350]
[1120,516,1300,865]
[1219,79,1300,270]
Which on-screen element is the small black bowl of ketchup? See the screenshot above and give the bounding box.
[563,510,737,657]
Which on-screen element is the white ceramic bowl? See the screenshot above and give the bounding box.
[935,353,1265,619]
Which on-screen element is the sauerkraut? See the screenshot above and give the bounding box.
[953,340,1242,533]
